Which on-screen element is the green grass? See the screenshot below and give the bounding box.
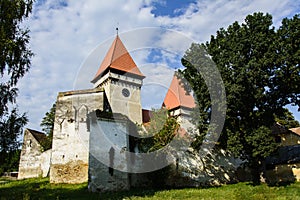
[0,178,299,200]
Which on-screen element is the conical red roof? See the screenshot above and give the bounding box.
[92,35,144,83]
[163,73,196,110]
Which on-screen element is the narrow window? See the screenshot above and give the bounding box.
[109,147,115,176]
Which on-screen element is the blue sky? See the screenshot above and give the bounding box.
[151,0,197,17]
[18,0,300,130]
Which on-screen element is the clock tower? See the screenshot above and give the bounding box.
[91,35,145,124]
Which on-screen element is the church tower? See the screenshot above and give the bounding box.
[91,35,145,124]
[163,72,196,134]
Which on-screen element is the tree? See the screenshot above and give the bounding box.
[40,103,56,150]
[0,108,27,174]
[0,0,33,148]
[137,108,180,188]
[181,13,300,184]
[0,0,34,115]
[0,109,28,152]
[275,108,300,129]
[273,14,300,110]
[179,43,225,151]
[138,108,180,153]
[0,0,34,174]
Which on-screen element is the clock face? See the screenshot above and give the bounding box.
[122,88,130,97]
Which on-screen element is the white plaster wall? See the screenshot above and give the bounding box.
[40,149,52,177]
[88,118,130,192]
[50,89,104,183]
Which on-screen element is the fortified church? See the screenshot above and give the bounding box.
[18,34,202,191]
[19,33,300,190]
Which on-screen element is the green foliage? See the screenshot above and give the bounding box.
[180,44,211,139]
[138,108,179,153]
[275,108,300,128]
[0,150,20,175]
[40,103,56,150]
[40,103,56,135]
[246,126,278,158]
[179,43,226,149]
[137,108,180,188]
[0,178,299,200]
[181,13,300,184]
[0,108,28,152]
[273,14,300,109]
[0,0,34,170]
[0,0,34,115]
[0,108,27,174]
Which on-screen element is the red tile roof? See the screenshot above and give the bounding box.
[92,35,144,83]
[163,73,196,110]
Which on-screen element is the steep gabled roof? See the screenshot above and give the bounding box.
[26,129,47,147]
[162,73,196,110]
[91,35,144,83]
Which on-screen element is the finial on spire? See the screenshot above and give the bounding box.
[116,22,119,35]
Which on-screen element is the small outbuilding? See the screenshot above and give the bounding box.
[18,129,51,179]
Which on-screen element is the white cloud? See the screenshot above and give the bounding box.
[140,63,174,109]
[157,0,300,42]
[17,0,300,130]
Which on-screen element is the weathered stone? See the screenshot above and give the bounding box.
[18,129,51,179]
[50,88,104,184]
[50,160,88,184]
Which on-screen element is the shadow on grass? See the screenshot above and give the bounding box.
[0,178,161,200]
[267,180,296,187]
[2,178,299,200]
[245,180,296,188]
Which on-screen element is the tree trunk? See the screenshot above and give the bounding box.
[250,158,262,185]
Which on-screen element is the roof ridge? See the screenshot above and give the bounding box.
[110,35,118,66]
[26,128,47,147]
[176,73,183,107]
[27,128,45,135]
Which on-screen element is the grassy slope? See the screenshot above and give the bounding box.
[0,178,299,200]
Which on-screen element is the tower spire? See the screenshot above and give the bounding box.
[91,32,145,84]
[163,73,195,110]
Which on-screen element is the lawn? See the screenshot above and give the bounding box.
[0,178,299,200]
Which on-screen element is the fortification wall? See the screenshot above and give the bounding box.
[50,88,104,183]
[88,118,130,192]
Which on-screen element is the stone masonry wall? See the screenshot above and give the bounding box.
[50,88,104,183]
[18,130,51,179]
